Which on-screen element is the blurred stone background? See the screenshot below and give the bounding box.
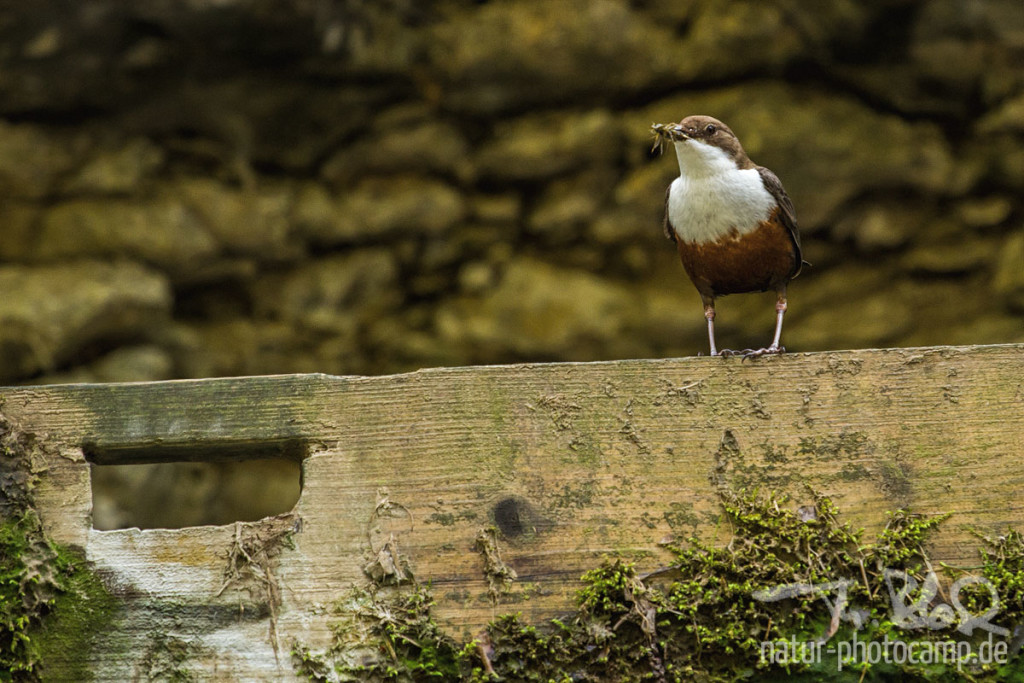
[1,0,1021,528]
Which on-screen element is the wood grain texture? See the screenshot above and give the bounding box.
[3,344,1024,679]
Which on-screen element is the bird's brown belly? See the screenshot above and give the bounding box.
[676,209,797,297]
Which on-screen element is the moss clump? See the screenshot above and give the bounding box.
[0,511,61,679]
[291,586,462,681]
[292,488,1024,682]
[977,531,1024,623]
[0,511,117,682]
[2,405,62,680]
[1,410,117,681]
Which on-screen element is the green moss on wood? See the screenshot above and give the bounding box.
[0,512,119,682]
[31,543,120,682]
[292,487,1024,682]
[1,511,58,680]
[1,411,118,682]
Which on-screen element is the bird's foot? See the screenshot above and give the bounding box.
[716,348,786,358]
[739,345,785,360]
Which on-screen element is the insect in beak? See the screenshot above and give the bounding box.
[650,122,688,154]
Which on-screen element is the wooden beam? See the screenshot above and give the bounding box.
[4,344,1023,679]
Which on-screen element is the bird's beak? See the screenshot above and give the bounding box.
[650,122,688,153]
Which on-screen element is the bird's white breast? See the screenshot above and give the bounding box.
[667,140,775,244]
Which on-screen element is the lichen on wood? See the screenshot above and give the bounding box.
[475,527,518,603]
[364,488,415,585]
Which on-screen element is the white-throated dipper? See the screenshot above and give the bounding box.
[653,116,802,357]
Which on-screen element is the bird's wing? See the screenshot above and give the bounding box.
[756,166,803,277]
[662,184,676,242]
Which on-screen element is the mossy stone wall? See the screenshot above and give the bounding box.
[0,0,1021,387]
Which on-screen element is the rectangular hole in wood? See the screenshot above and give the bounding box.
[84,440,304,531]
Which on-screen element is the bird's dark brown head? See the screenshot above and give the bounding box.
[651,115,753,170]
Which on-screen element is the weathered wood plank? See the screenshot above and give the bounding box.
[3,344,1024,679]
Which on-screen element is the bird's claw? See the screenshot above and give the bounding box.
[740,345,785,361]
[713,346,785,360]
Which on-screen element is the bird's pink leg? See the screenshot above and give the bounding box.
[703,295,741,357]
[742,288,788,358]
[768,290,787,351]
[704,300,718,356]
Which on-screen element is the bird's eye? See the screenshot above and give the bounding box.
[705,124,717,135]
